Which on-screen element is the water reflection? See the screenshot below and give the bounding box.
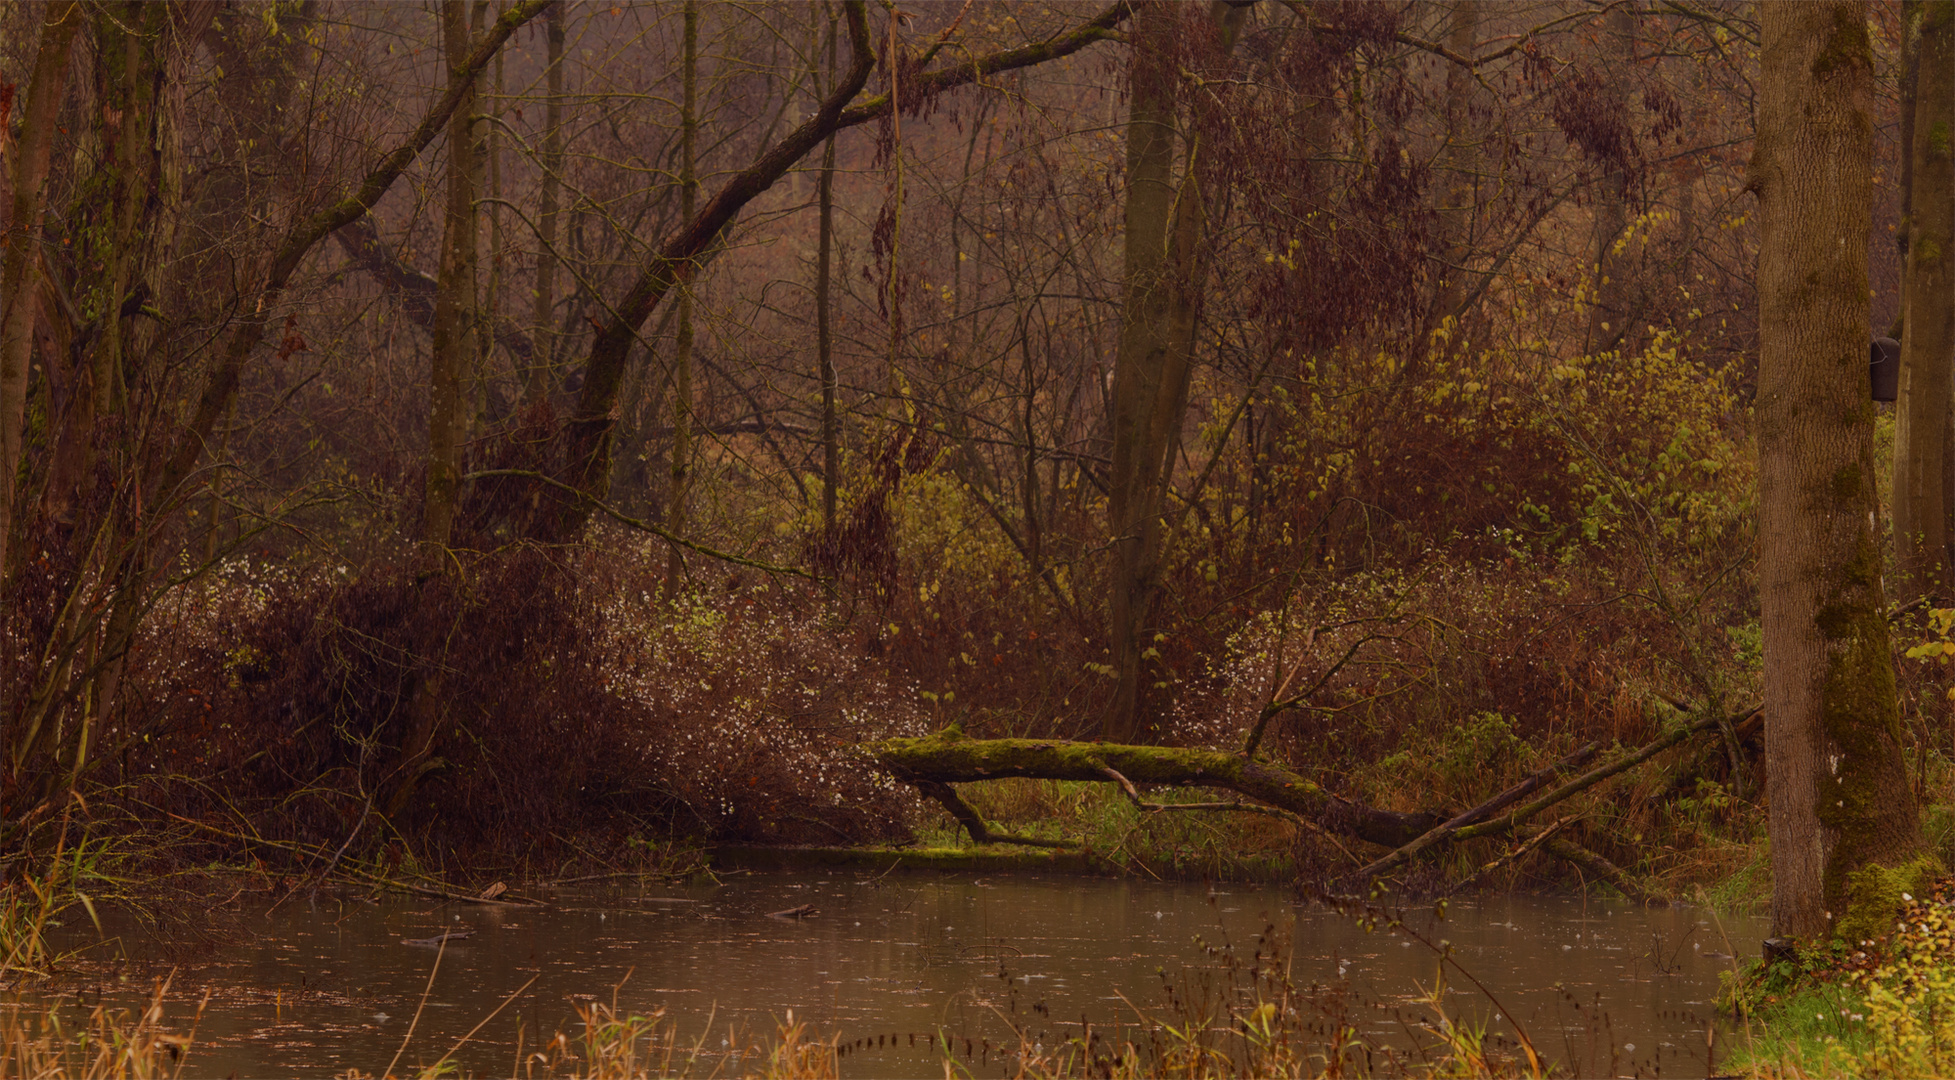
[36,873,1766,1077]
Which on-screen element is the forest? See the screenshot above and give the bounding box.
[0,0,1952,1074]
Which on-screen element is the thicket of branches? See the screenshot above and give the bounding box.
[0,1,1917,876]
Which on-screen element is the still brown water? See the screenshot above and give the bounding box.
[36,872,1766,1077]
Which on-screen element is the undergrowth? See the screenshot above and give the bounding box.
[1720,878,1955,1078]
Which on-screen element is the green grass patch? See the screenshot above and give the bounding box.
[1721,879,1955,1077]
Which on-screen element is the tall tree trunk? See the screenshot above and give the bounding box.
[527,1,565,403]
[476,0,503,434]
[665,0,699,601]
[1892,0,1955,604]
[1104,1,1245,743]
[0,2,81,581]
[817,13,839,549]
[1431,0,1481,324]
[1896,0,1923,330]
[1752,0,1924,940]
[424,0,482,549]
[387,0,485,819]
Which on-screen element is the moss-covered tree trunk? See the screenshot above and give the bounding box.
[1892,0,1955,605]
[1751,0,1925,940]
[869,731,1444,848]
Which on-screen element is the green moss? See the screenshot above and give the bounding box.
[1812,5,1873,81]
[1835,854,1941,945]
[1814,522,1927,925]
[1832,462,1863,501]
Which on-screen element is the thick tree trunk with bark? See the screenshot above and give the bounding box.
[423,0,482,550]
[527,2,565,402]
[817,17,840,547]
[1892,0,1955,604]
[1751,0,1924,940]
[1105,1,1244,743]
[665,0,699,601]
[0,3,80,581]
[1430,0,1482,324]
[389,1,487,819]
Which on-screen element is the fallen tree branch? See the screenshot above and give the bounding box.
[868,730,1444,848]
[914,779,1076,849]
[1445,817,1575,896]
[1354,742,1600,883]
[1098,765,1359,865]
[1450,708,1753,843]
[1544,837,1665,906]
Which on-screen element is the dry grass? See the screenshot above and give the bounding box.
[0,981,196,1080]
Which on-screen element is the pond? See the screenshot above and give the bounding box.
[33,871,1768,1077]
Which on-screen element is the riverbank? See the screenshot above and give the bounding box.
[1720,878,1955,1077]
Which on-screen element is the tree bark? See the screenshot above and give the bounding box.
[1897,0,1923,301]
[665,0,699,602]
[527,1,565,403]
[1104,1,1245,743]
[387,0,487,820]
[817,15,840,550]
[1431,0,1482,324]
[1892,0,1955,604]
[1751,0,1923,939]
[423,0,483,550]
[0,2,81,582]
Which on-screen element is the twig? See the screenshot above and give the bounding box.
[349,869,546,907]
[434,972,539,1066]
[543,871,693,886]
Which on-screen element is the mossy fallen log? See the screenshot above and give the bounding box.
[865,731,1444,848]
